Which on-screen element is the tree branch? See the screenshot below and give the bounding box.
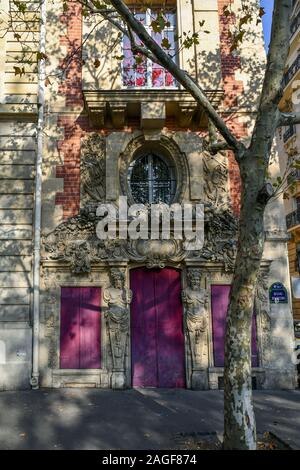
[249,0,292,160]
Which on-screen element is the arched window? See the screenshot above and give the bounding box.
[128,153,176,204]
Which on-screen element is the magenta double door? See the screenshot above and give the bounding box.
[60,287,101,369]
[130,267,186,388]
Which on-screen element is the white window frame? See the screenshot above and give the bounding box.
[121,7,178,89]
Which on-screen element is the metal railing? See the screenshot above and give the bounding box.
[283,124,297,142]
[286,208,300,229]
[282,54,300,88]
[291,9,300,38]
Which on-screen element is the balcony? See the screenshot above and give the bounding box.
[290,9,300,38]
[282,54,300,88]
[83,89,224,129]
[286,208,300,230]
[283,124,297,142]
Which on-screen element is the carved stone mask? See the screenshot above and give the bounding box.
[110,269,125,289]
[187,269,201,290]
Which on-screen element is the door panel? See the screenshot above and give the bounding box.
[211,284,258,367]
[80,287,102,369]
[131,267,185,388]
[130,269,157,387]
[60,287,80,369]
[155,268,185,388]
[60,287,101,369]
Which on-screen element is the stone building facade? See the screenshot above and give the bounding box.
[277,0,300,329]
[0,0,296,390]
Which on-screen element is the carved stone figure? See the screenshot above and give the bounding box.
[65,240,91,273]
[103,268,132,389]
[203,151,229,209]
[80,134,106,203]
[255,269,272,366]
[182,268,209,389]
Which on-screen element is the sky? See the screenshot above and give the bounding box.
[260,0,274,51]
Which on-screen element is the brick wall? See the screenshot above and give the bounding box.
[55,1,84,219]
[55,0,249,219]
[218,0,248,216]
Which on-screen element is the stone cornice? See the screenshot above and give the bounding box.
[83,88,224,129]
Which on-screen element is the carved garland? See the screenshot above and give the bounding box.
[119,134,188,205]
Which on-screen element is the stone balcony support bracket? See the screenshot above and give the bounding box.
[83,89,223,129]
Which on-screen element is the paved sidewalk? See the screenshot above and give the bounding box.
[0,389,299,449]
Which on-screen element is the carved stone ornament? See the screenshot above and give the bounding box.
[187,206,238,272]
[127,238,185,268]
[182,268,209,389]
[80,134,106,203]
[103,268,132,389]
[203,150,230,209]
[119,134,188,205]
[42,206,128,273]
[255,268,272,367]
[42,198,239,272]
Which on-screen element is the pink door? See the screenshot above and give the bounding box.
[60,287,101,369]
[211,285,258,367]
[130,267,185,388]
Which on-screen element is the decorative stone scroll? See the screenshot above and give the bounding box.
[42,200,239,273]
[127,239,185,268]
[182,268,209,389]
[103,268,132,389]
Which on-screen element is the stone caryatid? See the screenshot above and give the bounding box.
[182,268,209,389]
[103,268,132,389]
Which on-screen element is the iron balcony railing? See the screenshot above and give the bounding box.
[282,54,300,88]
[283,124,297,142]
[286,208,300,229]
[291,9,300,38]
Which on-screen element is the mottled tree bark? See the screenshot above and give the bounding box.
[223,156,266,450]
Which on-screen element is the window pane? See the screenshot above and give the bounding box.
[130,154,176,204]
[136,67,147,86]
[123,68,135,87]
[122,8,177,88]
[152,31,162,46]
[165,71,175,87]
[134,12,146,24]
[152,65,164,87]
[165,11,176,26]
[166,30,175,47]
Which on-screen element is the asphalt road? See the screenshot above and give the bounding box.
[0,388,299,449]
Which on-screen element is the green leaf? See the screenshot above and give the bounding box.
[36,52,48,62]
[161,37,171,50]
[239,14,252,27]
[13,66,25,77]
[13,1,26,14]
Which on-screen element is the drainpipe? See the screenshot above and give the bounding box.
[31,0,47,389]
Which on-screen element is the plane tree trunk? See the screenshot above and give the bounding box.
[223,152,269,450]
